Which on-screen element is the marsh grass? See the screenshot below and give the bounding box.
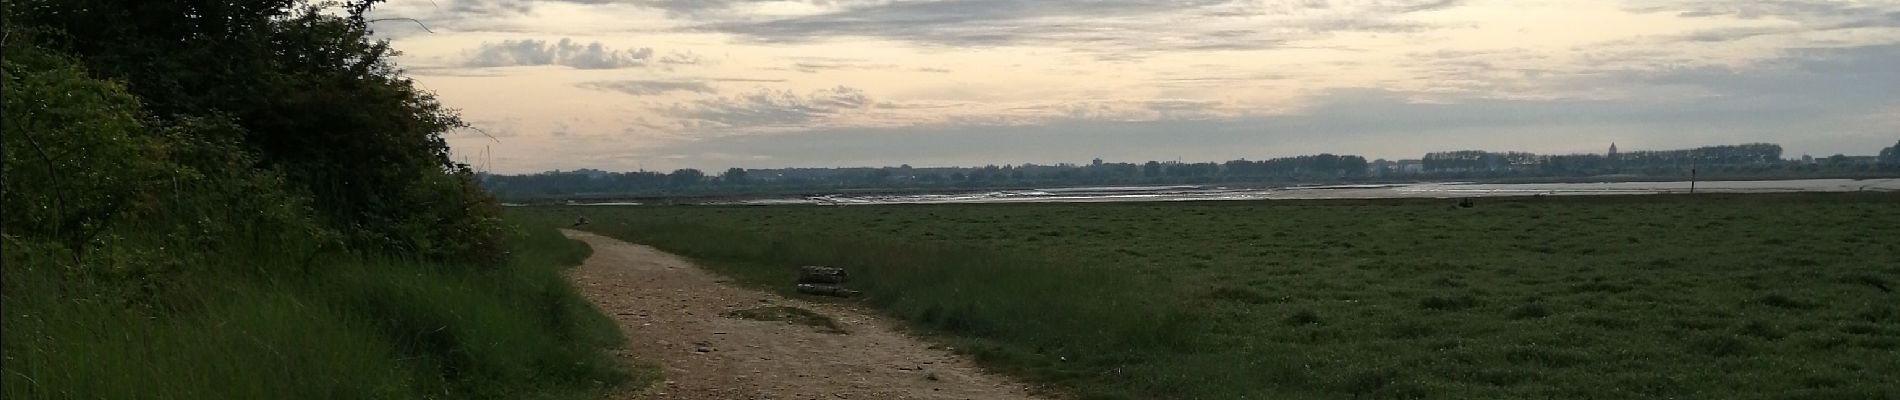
[529,193,1900,399]
[1,225,634,399]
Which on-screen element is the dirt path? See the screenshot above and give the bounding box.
[560,230,1045,400]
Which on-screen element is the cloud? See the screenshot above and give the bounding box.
[633,44,1900,169]
[463,117,526,138]
[1002,99,1238,122]
[404,67,515,77]
[707,77,790,82]
[1144,100,1227,119]
[1624,1,1900,43]
[445,0,535,17]
[807,86,874,109]
[663,86,875,129]
[785,57,900,73]
[390,0,1900,173]
[462,38,665,69]
[1395,43,1900,111]
[365,0,545,37]
[578,80,719,96]
[692,0,1464,58]
[624,0,838,16]
[636,90,1809,169]
[1618,44,1900,108]
[701,0,1221,44]
[1627,0,1888,21]
[1674,19,1900,43]
[660,51,707,66]
[1152,71,1293,88]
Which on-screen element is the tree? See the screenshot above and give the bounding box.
[1881,139,1900,165]
[669,169,705,187]
[865,168,893,183]
[1143,161,1163,177]
[15,0,504,263]
[723,167,749,184]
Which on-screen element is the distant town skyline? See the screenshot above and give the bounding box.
[495,141,1891,177]
[370,0,1900,173]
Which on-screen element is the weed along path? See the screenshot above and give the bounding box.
[560,230,1044,400]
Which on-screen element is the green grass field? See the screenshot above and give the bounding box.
[522,193,1900,399]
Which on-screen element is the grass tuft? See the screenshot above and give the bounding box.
[1205,286,1269,304]
[1690,335,1753,358]
[1285,309,1324,326]
[1739,320,1787,340]
[1755,293,1818,310]
[1508,302,1553,319]
[1420,294,1482,311]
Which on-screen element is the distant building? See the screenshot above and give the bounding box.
[1818,154,1879,166]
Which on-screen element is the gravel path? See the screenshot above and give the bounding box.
[561,230,1044,400]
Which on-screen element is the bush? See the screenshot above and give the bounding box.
[0,43,170,261]
[14,0,505,264]
[3,6,630,398]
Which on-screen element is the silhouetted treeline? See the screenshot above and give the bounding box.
[482,154,1368,198]
[1883,139,1900,165]
[1421,143,1786,174]
[482,142,1898,199]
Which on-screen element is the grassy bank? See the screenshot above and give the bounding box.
[1,224,632,399]
[3,4,642,398]
[527,193,1900,399]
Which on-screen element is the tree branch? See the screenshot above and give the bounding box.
[367,17,434,33]
[464,125,501,143]
[17,112,82,264]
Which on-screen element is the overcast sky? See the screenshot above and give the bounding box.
[368,0,1900,173]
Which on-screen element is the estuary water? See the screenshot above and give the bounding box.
[726,178,1900,205]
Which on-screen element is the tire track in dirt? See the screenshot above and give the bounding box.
[561,230,1045,400]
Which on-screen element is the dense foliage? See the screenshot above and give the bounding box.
[10,0,502,263]
[3,1,629,398]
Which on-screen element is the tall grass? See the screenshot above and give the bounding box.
[1,224,632,399]
[520,212,1209,399]
[530,193,1900,399]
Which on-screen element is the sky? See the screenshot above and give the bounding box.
[365,0,1900,173]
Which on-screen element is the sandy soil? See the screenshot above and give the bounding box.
[560,230,1045,400]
